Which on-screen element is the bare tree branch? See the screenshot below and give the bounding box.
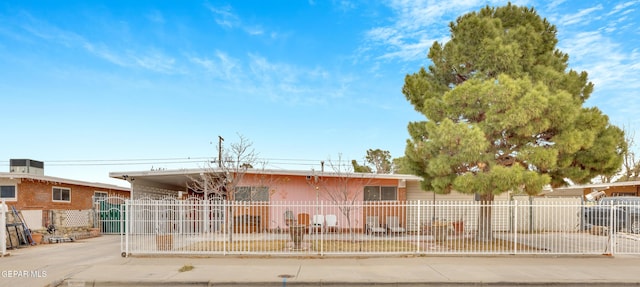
[187,133,258,199]
[308,154,375,240]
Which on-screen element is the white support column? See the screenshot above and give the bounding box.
[513,200,518,255]
[1,200,7,257]
[122,201,129,257]
[203,175,210,233]
[416,200,421,254]
[609,201,615,255]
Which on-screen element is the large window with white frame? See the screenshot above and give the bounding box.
[0,185,17,201]
[52,187,71,202]
[364,186,397,201]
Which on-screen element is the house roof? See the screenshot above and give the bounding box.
[547,181,640,197]
[109,168,423,189]
[0,172,130,192]
[553,180,640,191]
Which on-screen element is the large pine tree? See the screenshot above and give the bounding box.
[403,4,626,240]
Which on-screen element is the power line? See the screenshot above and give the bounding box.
[0,157,331,168]
[39,157,211,163]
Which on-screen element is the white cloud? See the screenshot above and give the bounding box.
[19,13,85,47]
[189,51,242,82]
[607,0,640,16]
[206,4,239,28]
[244,26,264,36]
[334,0,356,12]
[561,31,639,88]
[132,51,176,74]
[558,30,640,136]
[361,0,518,62]
[205,4,275,38]
[246,53,355,105]
[83,42,128,66]
[18,13,178,74]
[189,51,352,106]
[546,0,567,10]
[557,4,603,26]
[561,32,615,85]
[84,42,177,74]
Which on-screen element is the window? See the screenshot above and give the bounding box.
[234,186,269,202]
[94,191,108,202]
[53,187,71,202]
[364,186,397,201]
[0,185,17,201]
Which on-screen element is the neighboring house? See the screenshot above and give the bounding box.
[551,181,640,198]
[1,159,130,231]
[1,159,130,210]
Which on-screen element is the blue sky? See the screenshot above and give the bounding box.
[1,0,638,187]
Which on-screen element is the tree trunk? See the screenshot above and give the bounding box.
[342,206,354,242]
[476,193,494,241]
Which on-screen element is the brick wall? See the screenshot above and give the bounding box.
[12,179,129,210]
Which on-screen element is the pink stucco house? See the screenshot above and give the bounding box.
[110,168,423,233]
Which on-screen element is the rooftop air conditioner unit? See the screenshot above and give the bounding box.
[9,159,44,175]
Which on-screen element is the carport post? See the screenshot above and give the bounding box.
[122,202,129,257]
[513,200,518,255]
[416,200,421,254]
[609,201,616,255]
[1,200,7,256]
[203,175,210,233]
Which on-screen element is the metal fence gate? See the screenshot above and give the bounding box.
[120,199,640,257]
[96,196,127,234]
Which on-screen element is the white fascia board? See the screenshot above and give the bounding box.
[0,172,130,192]
[109,168,423,181]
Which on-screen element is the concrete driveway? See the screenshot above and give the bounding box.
[1,235,122,287]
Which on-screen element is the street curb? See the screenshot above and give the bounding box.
[64,280,640,287]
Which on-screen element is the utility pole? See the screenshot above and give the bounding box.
[218,136,224,168]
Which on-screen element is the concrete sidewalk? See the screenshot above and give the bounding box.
[63,256,640,286]
[2,236,640,286]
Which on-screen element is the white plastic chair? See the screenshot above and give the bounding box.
[325,214,338,233]
[312,214,325,233]
[386,216,406,234]
[366,216,386,235]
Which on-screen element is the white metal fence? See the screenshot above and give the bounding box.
[120,199,640,257]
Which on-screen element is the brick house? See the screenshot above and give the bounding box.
[1,159,129,239]
[1,159,129,211]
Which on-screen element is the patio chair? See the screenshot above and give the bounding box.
[297,213,310,233]
[325,214,338,233]
[366,216,386,235]
[312,215,325,233]
[386,216,406,234]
